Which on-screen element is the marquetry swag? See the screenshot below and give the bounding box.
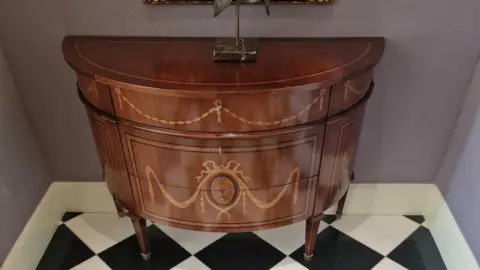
[115,88,328,126]
[146,161,301,220]
[62,36,385,262]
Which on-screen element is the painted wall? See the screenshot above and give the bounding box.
[436,60,480,261]
[0,45,51,264]
[1,0,480,183]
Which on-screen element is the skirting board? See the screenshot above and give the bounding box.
[2,182,478,270]
[1,184,68,270]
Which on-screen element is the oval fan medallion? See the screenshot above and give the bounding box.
[205,173,240,207]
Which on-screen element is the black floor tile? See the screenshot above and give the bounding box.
[322,215,338,224]
[34,213,451,270]
[388,226,447,270]
[404,215,426,224]
[36,224,95,270]
[99,225,190,270]
[290,226,383,270]
[61,212,83,222]
[195,232,286,270]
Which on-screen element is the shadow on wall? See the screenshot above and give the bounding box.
[434,56,480,260]
[436,58,480,193]
[0,44,51,266]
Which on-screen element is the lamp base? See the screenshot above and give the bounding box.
[213,38,257,62]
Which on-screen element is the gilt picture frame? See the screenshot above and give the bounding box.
[144,0,331,5]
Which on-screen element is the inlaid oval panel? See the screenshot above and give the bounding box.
[205,173,240,208]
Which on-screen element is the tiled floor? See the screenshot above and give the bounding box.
[36,213,447,270]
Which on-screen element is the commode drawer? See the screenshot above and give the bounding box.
[119,124,324,189]
[112,86,329,132]
[136,175,317,229]
[118,123,323,229]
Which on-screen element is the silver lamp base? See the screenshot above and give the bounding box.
[213,38,257,62]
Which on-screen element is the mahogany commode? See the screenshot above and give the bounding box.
[62,36,384,261]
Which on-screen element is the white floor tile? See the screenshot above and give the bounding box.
[271,257,308,270]
[70,256,111,270]
[421,221,429,229]
[155,223,225,254]
[371,258,408,270]
[65,213,134,254]
[255,221,328,255]
[331,215,419,256]
[171,256,210,270]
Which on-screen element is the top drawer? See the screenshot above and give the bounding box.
[111,87,329,132]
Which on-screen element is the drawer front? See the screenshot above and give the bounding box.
[329,70,373,115]
[112,87,329,132]
[137,175,316,229]
[77,74,114,114]
[119,125,323,189]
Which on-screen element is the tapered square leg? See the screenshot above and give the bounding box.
[131,217,151,260]
[336,172,355,219]
[304,216,322,260]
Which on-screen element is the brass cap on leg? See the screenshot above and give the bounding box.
[304,253,314,261]
[141,252,152,260]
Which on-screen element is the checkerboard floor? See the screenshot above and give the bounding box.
[36,213,447,270]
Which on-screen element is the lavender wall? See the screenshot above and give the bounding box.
[0,0,480,184]
[436,60,480,261]
[0,45,51,264]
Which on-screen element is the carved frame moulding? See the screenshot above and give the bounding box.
[144,0,331,5]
